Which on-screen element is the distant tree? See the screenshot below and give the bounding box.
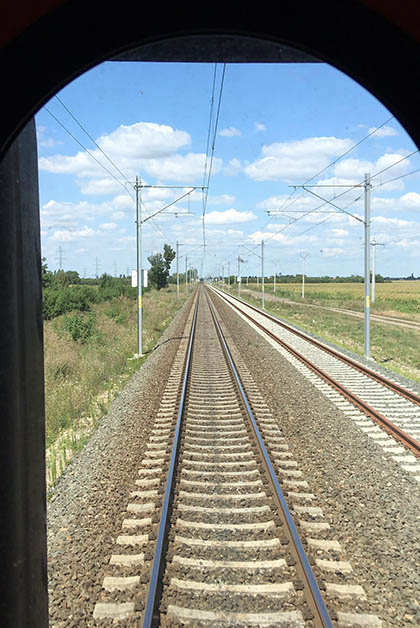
[163,244,176,274]
[53,269,80,286]
[148,244,176,290]
[42,257,54,289]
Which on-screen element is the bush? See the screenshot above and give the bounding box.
[43,285,98,320]
[61,312,97,343]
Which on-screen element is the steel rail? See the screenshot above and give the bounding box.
[210,287,420,458]
[141,293,199,628]
[205,290,334,628]
[212,286,420,409]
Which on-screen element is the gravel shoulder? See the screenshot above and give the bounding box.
[47,296,193,627]
[212,288,420,628]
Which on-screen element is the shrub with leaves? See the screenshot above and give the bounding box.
[61,312,97,343]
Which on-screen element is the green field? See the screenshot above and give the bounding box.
[228,281,420,386]
[44,285,186,487]
[260,280,420,317]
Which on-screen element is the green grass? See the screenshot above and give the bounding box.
[44,286,186,487]
[230,284,420,386]
[249,280,420,317]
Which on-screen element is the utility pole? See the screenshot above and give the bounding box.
[240,243,264,309]
[176,241,179,303]
[300,252,309,298]
[261,240,265,309]
[185,255,188,296]
[273,262,279,294]
[135,175,143,356]
[228,261,231,292]
[237,255,244,297]
[95,256,100,279]
[56,245,66,270]
[292,173,372,359]
[132,179,207,357]
[371,237,384,303]
[363,173,371,358]
[237,254,246,297]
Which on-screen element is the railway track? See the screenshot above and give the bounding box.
[93,286,382,627]
[210,285,420,468]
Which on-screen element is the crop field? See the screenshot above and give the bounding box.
[233,281,420,386]
[260,280,420,318]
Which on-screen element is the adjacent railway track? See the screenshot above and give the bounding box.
[210,286,420,459]
[93,285,381,627]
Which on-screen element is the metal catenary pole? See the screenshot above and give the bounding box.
[364,173,371,359]
[176,241,179,303]
[185,255,188,296]
[371,237,384,303]
[135,175,143,356]
[238,255,241,297]
[134,182,206,354]
[292,177,371,358]
[261,239,265,309]
[300,252,309,298]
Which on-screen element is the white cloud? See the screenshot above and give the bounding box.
[139,152,221,183]
[394,239,420,249]
[244,136,354,183]
[329,228,349,237]
[255,122,266,132]
[40,197,129,227]
[248,229,319,246]
[368,125,398,138]
[97,121,191,159]
[38,121,212,191]
[223,158,242,176]
[320,247,345,257]
[219,127,242,137]
[50,226,96,242]
[372,216,414,228]
[399,192,420,209]
[100,222,117,230]
[208,194,236,206]
[36,125,62,148]
[204,208,256,225]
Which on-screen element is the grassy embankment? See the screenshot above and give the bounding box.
[44,286,186,488]
[231,281,420,385]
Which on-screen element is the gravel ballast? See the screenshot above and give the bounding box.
[47,287,420,627]
[210,288,420,628]
[47,297,193,627]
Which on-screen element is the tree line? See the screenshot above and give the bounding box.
[42,244,178,321]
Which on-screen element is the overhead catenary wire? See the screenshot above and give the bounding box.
[45,103,178,248]
[54,95,133,188]
[371,166,420,190]
[44,105,135,201]
[268,115,397,219]
[201,64,227,250]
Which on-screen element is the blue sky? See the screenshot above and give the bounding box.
[35,61,420,279]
